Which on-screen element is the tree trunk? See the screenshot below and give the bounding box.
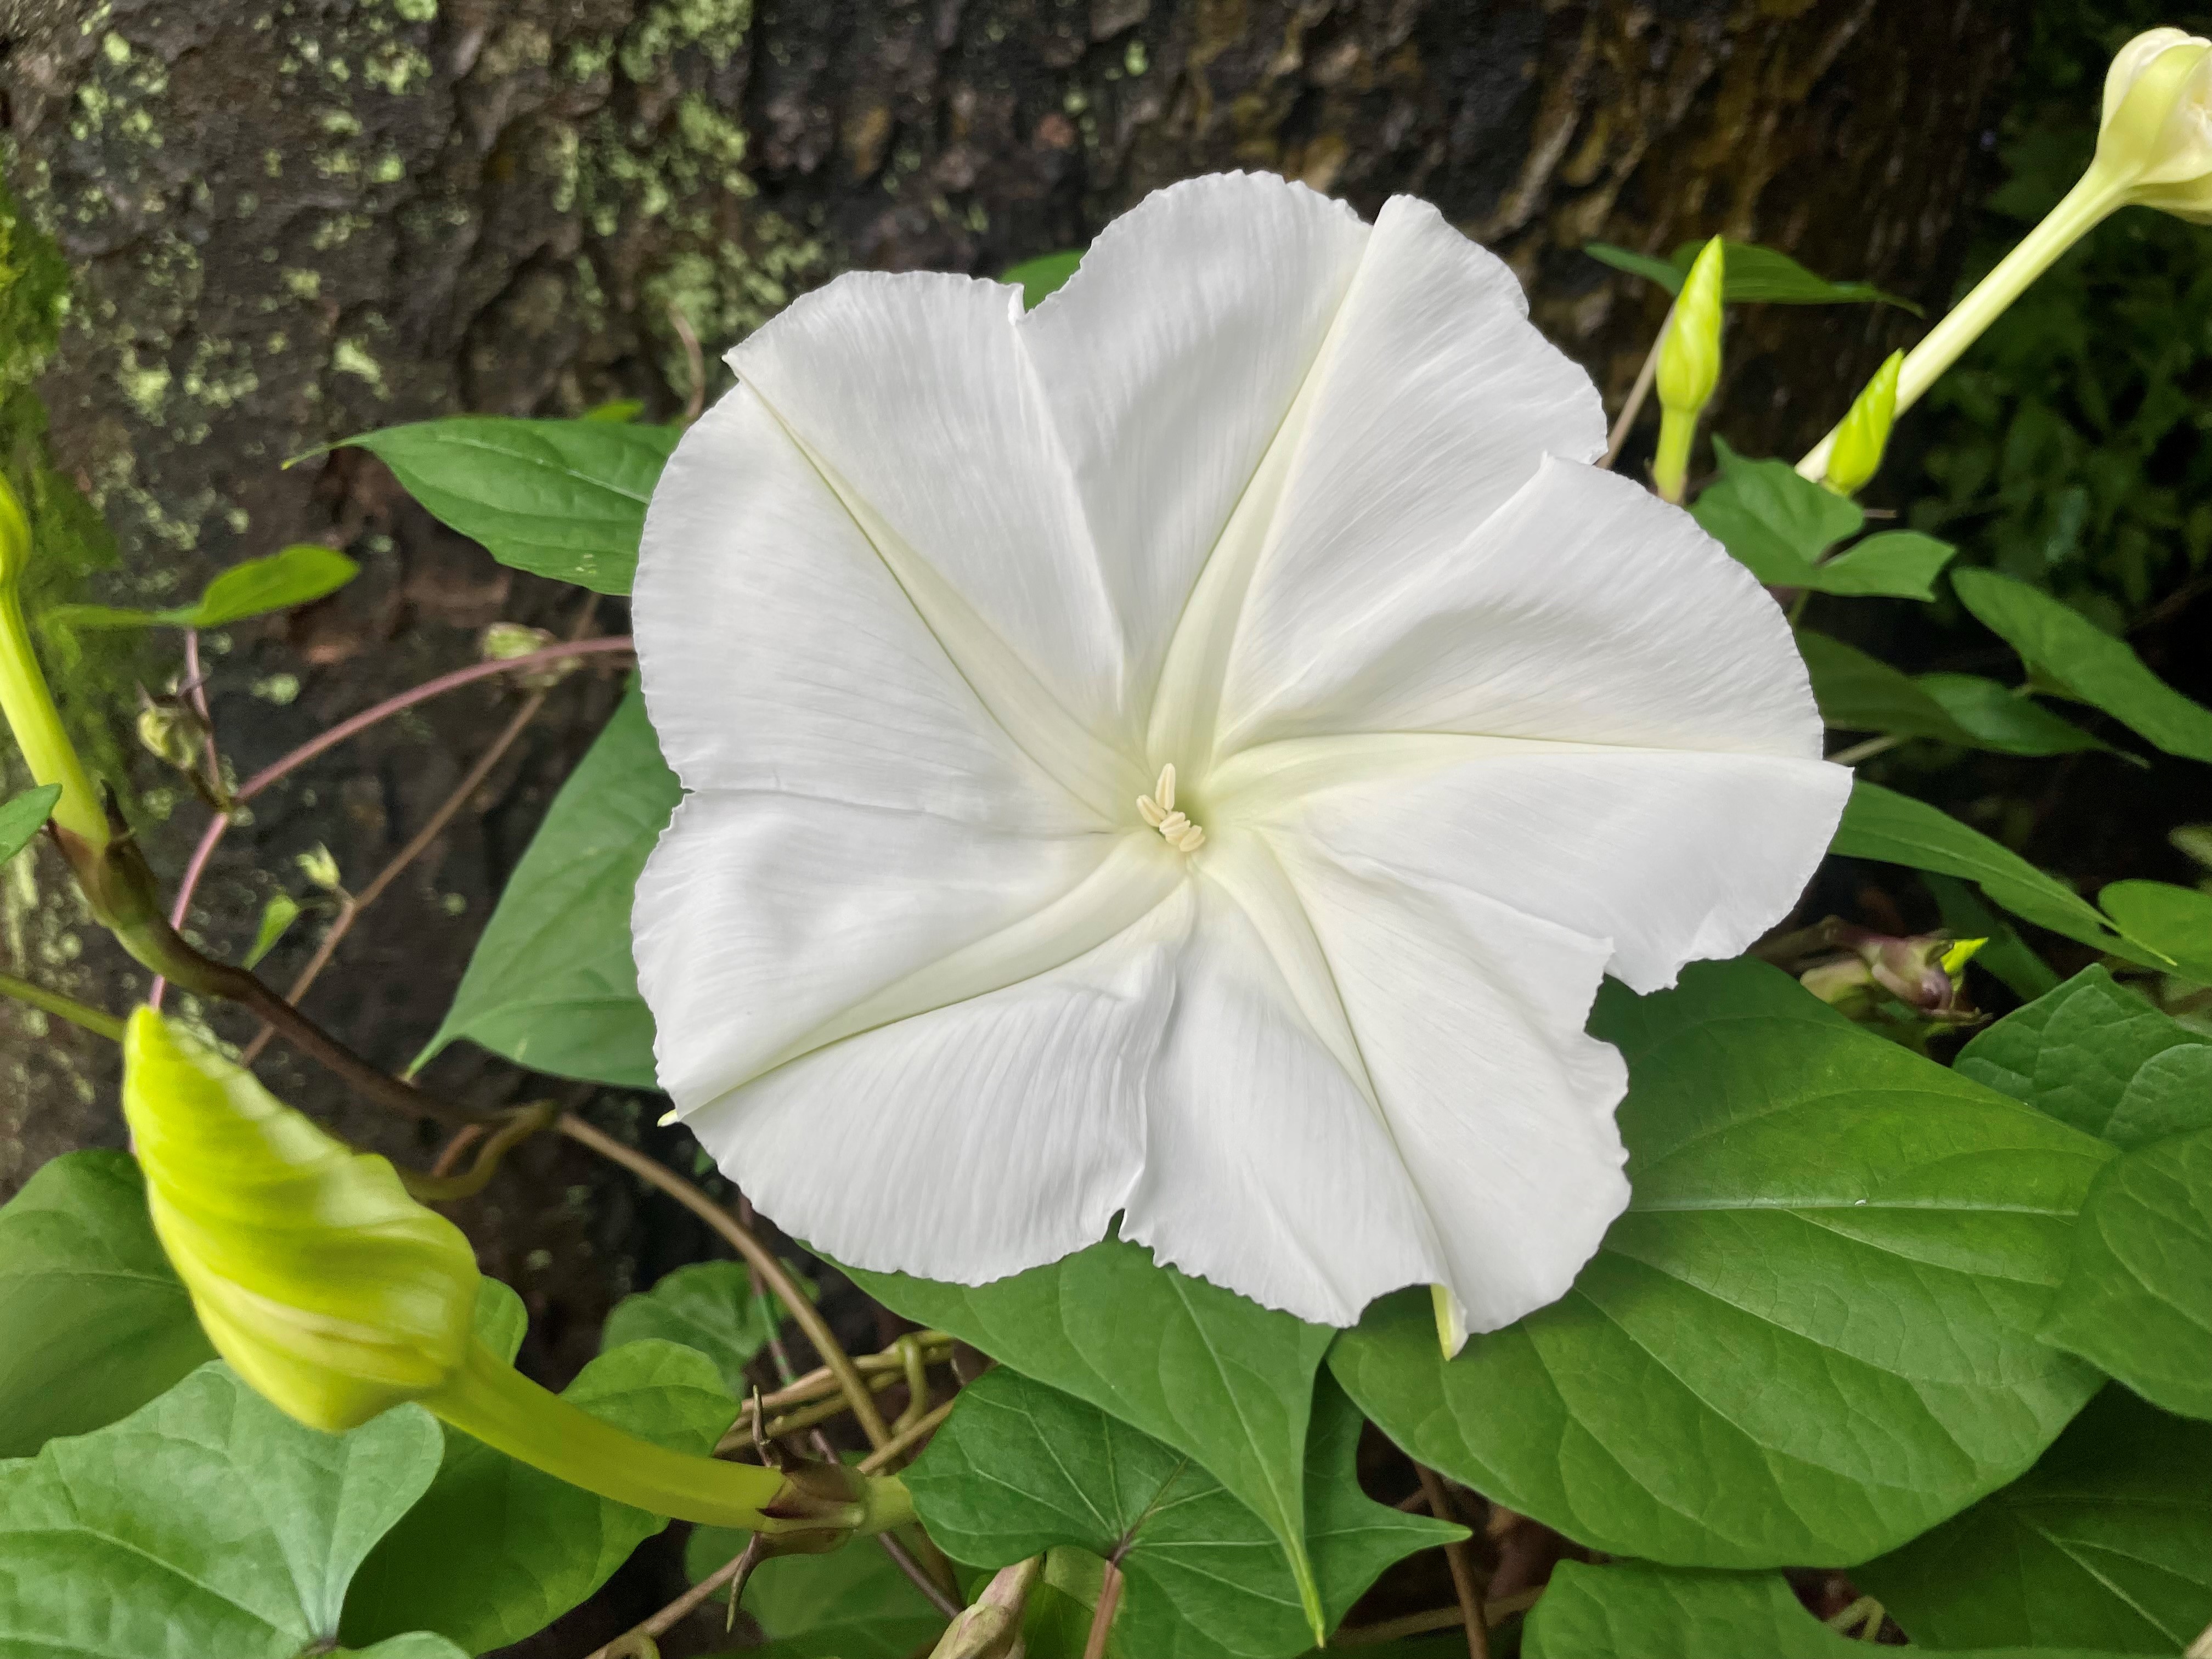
[0,0,2009,1629]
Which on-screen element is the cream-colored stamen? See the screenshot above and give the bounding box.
[1135,764,1205,853]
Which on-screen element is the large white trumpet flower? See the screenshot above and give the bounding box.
[632,172,1848,1346]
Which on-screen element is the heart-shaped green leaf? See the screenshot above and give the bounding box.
[1525,1561,2131,1659]
[1807,529,1956,599]
[2040,1125,2212,1421]
[1956,967,2212,1149]
[907,1367,1457,1657]
[0,1149,214,1456]
[601,1259,812,1396]
[850,1239,1336,1641]
[344,417,680,594]
[1692,439,1864,584]
[0,1361,448,1657]
[1332,960,2111,1568]
[1858,1388,2212,1654]
[418,681,676,1088]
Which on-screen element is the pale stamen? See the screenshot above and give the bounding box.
[1135,763,1205,853]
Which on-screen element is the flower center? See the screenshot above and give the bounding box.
[1135,763,1205,853]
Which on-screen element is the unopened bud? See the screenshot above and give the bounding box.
[122,1008,481,1432]
[1798,926,1984,1030]
[1657,237,1725,417]
[1652,236,1724,504]
[929,1558,1045,1658]
[136,697,205,774]
[1824,351,1903,497]
[296,843,343,893]
[2097,28,2212,221]
[481,622,575,690]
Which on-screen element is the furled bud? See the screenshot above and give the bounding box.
[2097,28,2212,220]
[123,1007,917,1542]
[1823,351,1903,497]
[1797,926,1985,1031]
[928,1557,1045,1658]
[296,842,345,893]
[0,470,108,851]
[121,1007,481,1432]
[1652,236,1724,504]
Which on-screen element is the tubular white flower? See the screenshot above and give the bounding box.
[631,173,1849,1346]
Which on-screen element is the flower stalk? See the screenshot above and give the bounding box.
[0,472,106,852]
[121,1009,912,1545]
[1802,27,2212,482]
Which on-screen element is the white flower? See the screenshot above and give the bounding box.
[2097,26,2212,219]
[632,173,1848,1345]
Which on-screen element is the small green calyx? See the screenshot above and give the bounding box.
[1824,350,1903,496]
[122,1008,480,1433]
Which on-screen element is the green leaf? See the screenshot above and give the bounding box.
[1859,1388,2212,1654]
[418,681,676,1088]
[1797,631,1979,744]
[349,1637,471,1659]
[1331,958,2113,1568]
[1807,529,1957,599]
[341,1337,738,1652]
[0,783,60,862]
[243,890,302,970]
[1691,438,1864,585]
[0,1149,215,1457]
[47,543,359,630]
[684,1530,944,1658]
[0,1361,447,1656]
[849,1238,1337,1640]
[1955,966,2212,1149]
[2098,879,2212,983]
[1953,568,2212,763]
[1525,1561,2129,1659]
[1583,240,1921,312]
[908,1368,1457,1658]
[1830,780,2147,961]
[1917,674,2111,757]
[601,1259,812,1396]
[342,417,680,594]
[2040,1126,2212,1421]
[1003,249,1083,309]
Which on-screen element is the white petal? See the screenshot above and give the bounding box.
[1221,454,1821,759]
[1019,173,1369,715]
[685,893,1183,1284]
[1252,746,1850,995]
[636,791,1131,1109]
[635,385,1102,831]
[1119,832,1442,1326]
[1209,197,1608,763]
[729,269,1143,785]
[1271,830,1632,1335]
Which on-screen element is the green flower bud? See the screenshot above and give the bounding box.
[0,470,107,852]
[1652,236,1724,504]
[296,842,345,893]
[1656,236,1725,417]
[1823,351,1903,497]
[122,1007,481,1432]
[122,1007,917,1543]
[2097,28,2212,221]
[136,697,207,775]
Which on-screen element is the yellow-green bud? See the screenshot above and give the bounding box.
[136,698,206,774]
[122,1007,481,1432]
[296,842,344,893]
[479,622,577,690]
[1823,351,1903,496]
[1657,237,1725,416]
[0,471,108,851]
[2097,28,2212,221]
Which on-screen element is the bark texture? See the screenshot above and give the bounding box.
[0,0,2012,1644]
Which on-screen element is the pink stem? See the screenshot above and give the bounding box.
[150,635,634,1008]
